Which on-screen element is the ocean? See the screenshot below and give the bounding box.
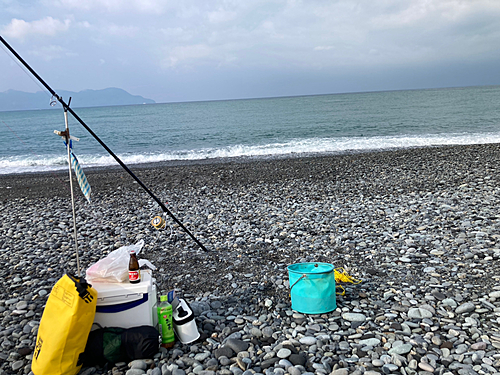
[1,85,500,175]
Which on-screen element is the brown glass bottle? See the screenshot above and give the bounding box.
[129,250,140,283]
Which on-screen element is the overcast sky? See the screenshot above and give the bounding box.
[1,0,500,103]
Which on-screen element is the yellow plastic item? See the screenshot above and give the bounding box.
[334,267,362,296]
[151,215,166,230]
[32,274,97,375]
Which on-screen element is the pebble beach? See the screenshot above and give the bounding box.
[1,143,500,375]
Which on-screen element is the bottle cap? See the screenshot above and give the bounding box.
[130,250,136,255]
[160,295,169,302]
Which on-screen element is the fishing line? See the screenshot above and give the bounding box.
[1,118,117,239]
[1,35,208,253]
[3,118,186,272]
[0,43,52,101]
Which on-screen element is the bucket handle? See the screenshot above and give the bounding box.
[290,274,307,290]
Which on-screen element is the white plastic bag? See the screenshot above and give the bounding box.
[86,240,156,283]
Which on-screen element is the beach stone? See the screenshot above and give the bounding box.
[432,291,446,300]
[382,364,398,373]
[299,336,317,345]
[11,361,24,371]
[455,302,475,314]
[279,359,293,368]
[489,291,500,298]
[225,339,249,353]
[470,342,487,350]
[331,369,349,375]
[277,348,291,358]
[251,327,262,337]
[195,352,211,361]
[418,362,435,372]
[219,356,231,366]
[388,344,412,355]
[359,338,381,347]
[129,360,147,370]
[15,301,28,310]
[214,347,234,359]
[289,354,306,366]
[260,357,280,369]
[455,344,468,354]
[342,312,367,322]
[442,298,458,308]
[262,327,274,338]
[408,307,433,319]
[126,370,145,375]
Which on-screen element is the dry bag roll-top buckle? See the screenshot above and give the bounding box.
[68,274,94,304]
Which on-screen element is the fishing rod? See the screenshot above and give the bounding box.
[0,35,208,252]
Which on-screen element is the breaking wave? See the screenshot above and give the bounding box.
[2,132,499,175]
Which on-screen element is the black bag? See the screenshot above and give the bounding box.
[82,325,160,366]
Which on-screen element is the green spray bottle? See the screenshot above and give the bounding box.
[157,295,175,348]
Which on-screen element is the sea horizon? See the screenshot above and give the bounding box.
[1,85,499,175]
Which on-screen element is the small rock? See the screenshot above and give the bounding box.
[418,362,435,372]
[277,348,291,358]
[331,369,349,375]
[388,344,412,355]
[471,342,487,350]
[225,338,249,353]
[299,336,317,345]
[342,312,367,322]
[129,360,147,370]
[126,370,146,375]
[408,307,433,319]
[455,302,475,314]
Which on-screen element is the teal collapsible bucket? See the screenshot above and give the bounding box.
[287,262,336,314]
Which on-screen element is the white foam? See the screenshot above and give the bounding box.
[2,132,500,175]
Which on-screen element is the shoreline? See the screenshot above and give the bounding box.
[2,143,500,201]
[0,141,496,178]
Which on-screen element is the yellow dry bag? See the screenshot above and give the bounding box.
[32,274,97,375]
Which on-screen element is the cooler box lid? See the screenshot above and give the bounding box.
[92,270,153,305]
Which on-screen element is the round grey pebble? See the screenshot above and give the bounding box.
[277,348,291,359]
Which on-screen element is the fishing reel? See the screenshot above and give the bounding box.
[150,214,178,248]
[151,215,166,230]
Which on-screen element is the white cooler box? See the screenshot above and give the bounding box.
[92,270,158,329]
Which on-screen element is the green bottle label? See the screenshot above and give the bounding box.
[158,305,174,344]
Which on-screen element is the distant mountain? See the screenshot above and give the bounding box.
[0,88,155,112]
